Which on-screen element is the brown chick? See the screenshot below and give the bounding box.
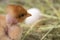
[0,4,31,40]
[6,4,31,24]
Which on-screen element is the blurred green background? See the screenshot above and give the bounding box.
[0,0,60,40]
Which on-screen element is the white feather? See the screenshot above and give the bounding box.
[24,8,42,24]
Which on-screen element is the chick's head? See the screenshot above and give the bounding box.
[6,4,31,23]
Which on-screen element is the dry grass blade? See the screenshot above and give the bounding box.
[22,18,47,40]
[40,25,56,40]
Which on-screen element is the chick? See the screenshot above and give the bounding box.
[6,5,31,24]
[0,4,31,40]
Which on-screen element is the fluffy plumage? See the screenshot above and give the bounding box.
[0,4,31,40]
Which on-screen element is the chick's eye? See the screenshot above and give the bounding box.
[21,14,24,16]
[18,14,25,18]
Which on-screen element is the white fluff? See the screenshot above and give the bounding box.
[24,8,42,24]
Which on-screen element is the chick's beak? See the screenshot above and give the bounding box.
[27,13,31,17]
